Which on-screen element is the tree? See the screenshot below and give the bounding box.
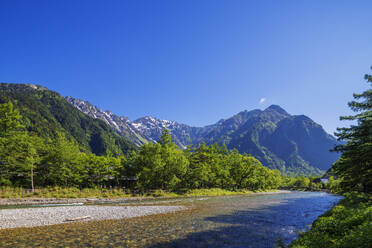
[293,176,310,188]
[0,102,46,190]
[80,153,121,188]
[9,134,45,191]
[134,130,189,191]
[184,142,215,189]
[325,176,341,193]
[0,102,23,185]
[42,133,84,187]
[0,102,24,137]
[332,67,372,193]
[159,128,172,146]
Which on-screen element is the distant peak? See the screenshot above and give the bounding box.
[65,96,84,103]
[265,105,289,115]
[293,114,312,122]
[134,116,158,123]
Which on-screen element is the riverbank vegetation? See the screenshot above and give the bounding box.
[0,186,275,199]
[289,68,372,247]
[0,100,341,199]
[0,101,283,195]
[290,192,371,248]
[0,186,131,198]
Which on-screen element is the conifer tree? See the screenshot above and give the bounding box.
[0,102,24,137]
[159,128,172,146]
[0,102,45,190]
[333,67,372,193]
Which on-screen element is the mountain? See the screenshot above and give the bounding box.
[65,96,148,146]
[66,97,216,148]
[132,116,216,148]
[1,82,337,175]
[64,95,339,176]
[0,83,135,156]
[202,105,340,175]
[67,95,339,175]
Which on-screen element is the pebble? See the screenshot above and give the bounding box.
[0,205,186,229]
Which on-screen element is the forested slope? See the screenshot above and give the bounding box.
[0,83,134,156]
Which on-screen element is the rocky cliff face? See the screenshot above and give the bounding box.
[65,96,148,146]
[132,116,216,148]
[65,96,215,148]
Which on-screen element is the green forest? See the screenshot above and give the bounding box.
[0,100,284,193]
[0,84,325,194]
[0,86,346,196]
[0,83,134,156]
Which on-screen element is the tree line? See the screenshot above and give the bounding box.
[0,101,284,192]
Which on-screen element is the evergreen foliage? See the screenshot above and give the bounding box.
[290,67,372,248]
[0,83,134,156]
[0,101,283,192]
[290,193,372,248]
[70,96,340,176]
[132,129,189,191]
[332,68,372,193]
[130,130,282,192]
[0,102,45,190]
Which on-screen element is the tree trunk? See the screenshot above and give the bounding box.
[31,165,34,193]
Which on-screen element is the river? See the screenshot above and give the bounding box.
[0,191,341,248]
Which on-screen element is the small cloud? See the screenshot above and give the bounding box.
[259,98,266,104]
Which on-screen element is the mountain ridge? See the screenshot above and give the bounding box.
[0,83,135,156]
[0,83,340,175]
[65,95,340,175]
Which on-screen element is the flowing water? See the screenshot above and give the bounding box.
[0,191,341,248]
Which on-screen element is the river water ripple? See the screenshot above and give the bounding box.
[0,191,342,248]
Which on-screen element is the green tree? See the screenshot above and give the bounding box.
[10,134,45,191]
[159,128,172,146]
[134,130,189,191]
[0,102,23,185]
[325,176,341,193]
[0,102,46,189]
[229,151,256,189]
[81,153,121,188]
[332,67,372,193]
[184,142,215,189]
[0,102,24,137]
[42,133,84,187]
[293,176,310,188]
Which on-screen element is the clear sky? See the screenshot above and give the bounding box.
[1,0,371,134]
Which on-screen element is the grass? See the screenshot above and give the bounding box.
[0,186,132,199]
[183,188,255,196]
[0,186,279,199]
[290,192,372,248]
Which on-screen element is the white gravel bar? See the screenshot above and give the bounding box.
[0,205,185,229]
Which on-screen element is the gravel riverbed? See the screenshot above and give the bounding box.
[0,190,292,206]
[0,197,145,206]
[0,205,186,229]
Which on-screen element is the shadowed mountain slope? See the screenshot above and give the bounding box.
[0,83,134,156]
[65,94,340,175]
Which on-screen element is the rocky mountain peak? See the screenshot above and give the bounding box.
[265,105,289,116]
[65,95,340,175]
[65,96,147,146]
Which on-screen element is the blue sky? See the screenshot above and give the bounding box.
[1,0,371,134]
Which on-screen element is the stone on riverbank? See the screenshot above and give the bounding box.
[0,205,185,229]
